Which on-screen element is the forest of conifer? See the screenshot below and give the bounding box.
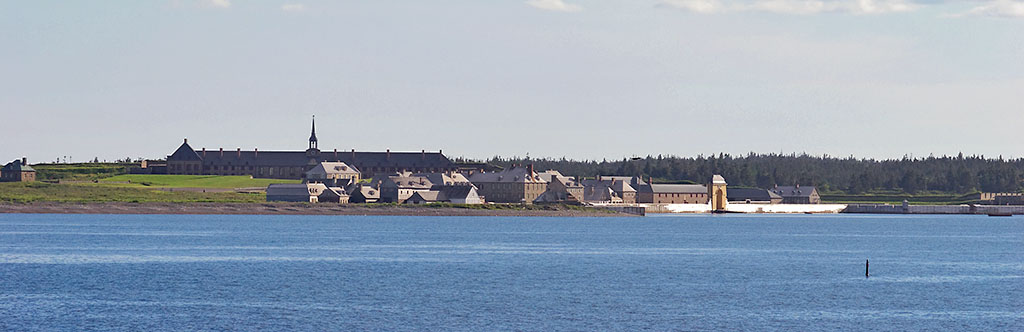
[468,153,1024,195]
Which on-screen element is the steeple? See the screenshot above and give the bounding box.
[308,115,318,150]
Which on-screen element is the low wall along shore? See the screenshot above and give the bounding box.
[844,203,1024,215]
[592,203,849,214]
[599,202,1024,215]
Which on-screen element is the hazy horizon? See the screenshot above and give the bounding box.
[3,1,1023,163]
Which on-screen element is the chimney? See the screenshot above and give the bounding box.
[237,148,241,157]
[219,148,224,157]
[528,164,534,178]
[351,149,356,159]
[202,148,206,157]
[422,150,425,160]
[334,149,338,159]
[22,157,27,165]
[386,149,391,160]
[184,138,188,144]
[254,148,258,158]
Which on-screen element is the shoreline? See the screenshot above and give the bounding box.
[0,202,632,217]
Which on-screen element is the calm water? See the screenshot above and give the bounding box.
[0,213,1021,331]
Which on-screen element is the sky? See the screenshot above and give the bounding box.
[1,0,1023,163]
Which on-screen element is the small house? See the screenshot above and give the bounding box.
[305,161,360,187]
[0,158,36,182]
[769,185,821,204]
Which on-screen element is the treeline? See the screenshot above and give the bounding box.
[465,153,1024,195]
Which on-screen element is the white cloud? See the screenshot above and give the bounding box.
[202,0,231,8]
[659,0,919,15]
[281,3,306,12]
[953,0,1024,18]
[526,0,583,12]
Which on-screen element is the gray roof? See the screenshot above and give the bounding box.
[354,185,380,199]
[409,191,441,202]
[598,175,647,186]
[306,162,360,176]
[433,185,478,200]
[770,186,818,198]
[171,148,453,170]
[412,172,471,186]
[169,140,202,161]
[609,180,635,193]
[727,188,781,201]
[410,185,478,202]
[2,160,35,172]
[380,175,433,189]
[641,184,707,194]
[266,183,326,196]
[468,167,546,183]
[582,179,635,194]
[540,171,581,188]
[536,170,558,181]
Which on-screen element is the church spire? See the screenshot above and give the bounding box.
[308,115,318,150]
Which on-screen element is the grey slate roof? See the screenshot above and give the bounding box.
[169,141,202,161]
[433,185,477,200]
[170,147,453,169]
[598,175,647,186]
[306,162,360,177]
[770,186,818,198]
[412,172,471,186]
[410,191,441,202]
[410,185,478,202]
[266,183,324,196]
[356,186,380,199]
[467,167,546,183]
[2,160,34,172]
[640,184,708,194]
[382,175,434,189]
[727,188,782,202]
[609,180,635,193]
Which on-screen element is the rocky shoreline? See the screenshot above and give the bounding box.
[0,202,631,217]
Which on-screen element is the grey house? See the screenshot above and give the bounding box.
[769,185,821,204]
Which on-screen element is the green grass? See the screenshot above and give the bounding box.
[0,182,265,203]
[820,193,977,205]
[97,175,298,188]
[32,163,133,181]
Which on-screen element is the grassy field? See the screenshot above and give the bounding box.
[97,175,299,188]
[32,163,133,181]
[0,182,266,203]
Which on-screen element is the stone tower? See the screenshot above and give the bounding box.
[710,174,728,211]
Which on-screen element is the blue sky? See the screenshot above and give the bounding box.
[1,0,1022,163]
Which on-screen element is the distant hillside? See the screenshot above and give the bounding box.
[31,163,134,182]
[481,153,1023,195]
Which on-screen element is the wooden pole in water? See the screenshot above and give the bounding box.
[865,259,870,278]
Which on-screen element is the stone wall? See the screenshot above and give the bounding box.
[844,204,1024,215]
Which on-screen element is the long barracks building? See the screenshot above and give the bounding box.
[166,118,455,179]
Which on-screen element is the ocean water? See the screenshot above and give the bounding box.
[0,213,1021,331]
